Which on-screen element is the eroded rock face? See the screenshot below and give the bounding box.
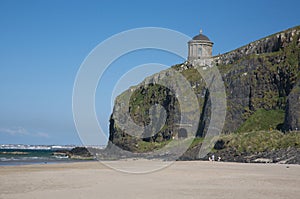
[284,80,300,131]
[217,26,300,133]
[214,27,300,65]
[108,25,300,152]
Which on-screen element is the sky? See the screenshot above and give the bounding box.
[0,0,299,145]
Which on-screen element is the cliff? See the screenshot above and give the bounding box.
[215,26,300,133]
[108,25,300,160]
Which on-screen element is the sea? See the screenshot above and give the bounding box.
[0,144,98,166]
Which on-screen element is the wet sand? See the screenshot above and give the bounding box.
[0,160,299,199]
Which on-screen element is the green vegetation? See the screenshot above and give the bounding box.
[237,109,285,133]
[135,137,203,153]
[217,130,300,153]
[189,137,204,148]
[135,139,171,153]
[133,129,300,154]
[110,26,300,158]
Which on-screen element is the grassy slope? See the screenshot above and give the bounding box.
[218,131,300,153]
[218,109,299,153]
[236,109,285,133]
[188,108,299,153]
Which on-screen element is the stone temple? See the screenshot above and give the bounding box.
[188,30,214,66]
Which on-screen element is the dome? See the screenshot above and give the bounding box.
[192,29,211,41]
[192,33,210,41]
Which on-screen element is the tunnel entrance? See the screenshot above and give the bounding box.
[178,128,188,139]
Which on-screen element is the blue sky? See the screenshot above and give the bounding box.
[0,0,299,145]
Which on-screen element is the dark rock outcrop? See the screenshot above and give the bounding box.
[180,142,300,164]
[67,147,94,159]
[284,80,300,131]
[204,147,300,164]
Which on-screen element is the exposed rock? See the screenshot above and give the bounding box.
[108,25,300,160]
[284,80,300,131]
[214,27,300,66]
[52,151,69,157]
[213,139,225,150]
[201,147,300,164]
[67,147,94,160]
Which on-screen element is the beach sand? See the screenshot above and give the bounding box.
[0,160,299,199]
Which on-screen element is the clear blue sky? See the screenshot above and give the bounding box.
[0,0,299,145]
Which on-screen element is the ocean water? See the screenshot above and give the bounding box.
[0,149,89,166]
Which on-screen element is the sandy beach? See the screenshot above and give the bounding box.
[0,160,299,199]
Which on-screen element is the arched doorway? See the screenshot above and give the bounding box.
[178,128,188,139]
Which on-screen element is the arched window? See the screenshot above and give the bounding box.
[198,45,202,57]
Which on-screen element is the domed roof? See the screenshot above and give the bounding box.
[192,34,210,41]
[192,29,211,41]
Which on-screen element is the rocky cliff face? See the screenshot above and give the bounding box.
[215,27,300,65]
[216,26,300,133]
[284,79,300,131]
[108,26,300,153]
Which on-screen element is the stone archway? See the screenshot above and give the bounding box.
[178,128,188,139]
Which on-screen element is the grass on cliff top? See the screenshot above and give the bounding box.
[236,109,285,133]
[218,130,300,153]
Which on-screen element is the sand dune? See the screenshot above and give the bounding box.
[1,160,299,199]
